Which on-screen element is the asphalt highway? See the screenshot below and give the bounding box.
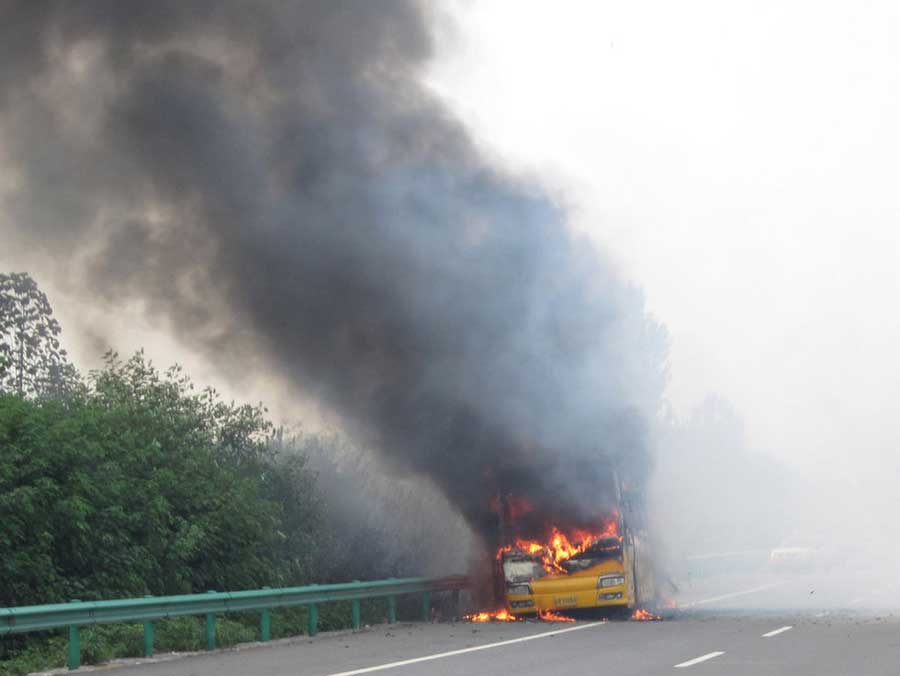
[61,574,900,676]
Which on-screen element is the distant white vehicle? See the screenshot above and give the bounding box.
[769,547,816,572]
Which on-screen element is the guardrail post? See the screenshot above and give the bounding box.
[143,595,154,657]
[387,595,397,624]
[421,591,431,622]
[67,600,81,671]
[307,603,318,637]
[205,591,216,651]
[260,587,271,642]
[351,581,361,629]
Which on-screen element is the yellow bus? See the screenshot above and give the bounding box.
[496,472,657,615]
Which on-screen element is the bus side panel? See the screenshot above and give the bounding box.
[624,534,637,608]
[633,534,657,607]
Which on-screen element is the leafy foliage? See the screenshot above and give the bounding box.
[0,273,434,674]
[0,273,79,399]
[0,352,322,608]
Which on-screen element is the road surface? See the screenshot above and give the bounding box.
[59,573,900,675]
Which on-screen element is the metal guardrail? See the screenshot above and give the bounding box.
[0,575,468,671]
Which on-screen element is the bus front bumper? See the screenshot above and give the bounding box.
[507,586,628,615]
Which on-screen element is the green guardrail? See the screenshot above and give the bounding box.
[0,575,468,671]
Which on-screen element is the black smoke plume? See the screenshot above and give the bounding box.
[0,1,668,547]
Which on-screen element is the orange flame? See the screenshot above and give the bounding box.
[630,608,661,621]
[498,518,620,574]
[537,610,575,622]
[465,609,519,622]
[465,609,576,623]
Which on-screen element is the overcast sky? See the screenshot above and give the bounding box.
[426,0,900,482]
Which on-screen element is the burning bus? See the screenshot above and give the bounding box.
[492,458,658,616]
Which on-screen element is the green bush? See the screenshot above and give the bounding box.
[79,623,144,665]
[154,616,204,654]
[0,350,436,674]
[0,635,66,676]
[0,353,323,609]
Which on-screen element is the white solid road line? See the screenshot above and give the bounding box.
[680,582,785,608]
[762,625,793,638]
[321,621,606,676]
[674,651,725,668]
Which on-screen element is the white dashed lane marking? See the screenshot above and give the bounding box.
[674,651,726,668]
[762,625,793,638]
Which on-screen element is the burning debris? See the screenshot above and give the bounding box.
[630,608,662,621]
[465,609,518,623]
[464,609,574,623]
[537,610,576,623]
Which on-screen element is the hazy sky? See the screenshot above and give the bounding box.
[427,0,900,479]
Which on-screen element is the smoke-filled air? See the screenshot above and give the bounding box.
[0,0,667,558]
[6,3,899,645]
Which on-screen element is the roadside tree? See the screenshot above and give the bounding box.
[0,272,79,398]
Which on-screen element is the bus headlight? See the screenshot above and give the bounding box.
[598,575,625,588]
[507,584,532,596]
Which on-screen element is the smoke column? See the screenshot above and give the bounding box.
[0,1,668,544]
